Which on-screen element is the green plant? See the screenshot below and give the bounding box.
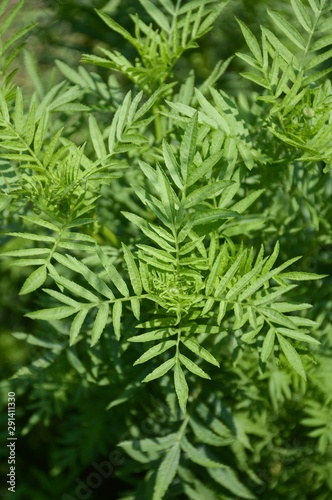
[1,0,331,498]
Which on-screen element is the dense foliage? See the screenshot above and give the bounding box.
[1,0,331,498]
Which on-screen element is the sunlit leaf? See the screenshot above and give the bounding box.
[91,302,110,346]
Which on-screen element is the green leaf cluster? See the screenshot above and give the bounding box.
[0,1,331,499]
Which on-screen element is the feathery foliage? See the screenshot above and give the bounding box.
[0,0,331,498]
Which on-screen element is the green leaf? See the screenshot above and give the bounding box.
[182,473,219,500]
[26,306,78,321]
[91,302,109,346]
[133,162,155,183]
[139,257,173,273]
[240,72,269,89]
[197,2,228,37]
[181,323,221,335]
[66,350,86,375]
[208,467,256,499]
[89,114,107,160]
[201,297,215,315]
[13,87,24,133]
[307,0,319,15]
[237,19,262,64]
[180,112,198,183]
[137,317,177,329]
[174,361,188,413]
[23,51,43,98]
[195,90,230,134]
[156,166,177,222]
[134,340,176,365]
[179,353,211,379]
[0,0,11,19]
[277,332,306,379]
[0,91,9,121]
[248,305,258,329]
[1,248,50,258]
[279,271,327,281]
[191,208,237,226]
[217,300,227,325]
[197,404,233,439]
[50,272,99,303]
[310,35,332,51]
[272,302,312,312]
[135,84,173,120]
[181,437,223,468]
[236,51,262,70]
[61,231,96,243]
[55,60,88,86]
[261,27,298,67]
[11,332,62,349]
[233,302,245,329]
[181,337,219,367]
[119,433,177,454]
[178,236,205,256]
[162,141,183,189]
[143,357,176,382]
[268,9,306,50]
[128,328,174,342]
[43,289,80,308]
[97,247,130,297]
[7,232,55,243]
[47,86,84,112]
[34,111,47,155]
[230,189,265,214]
[258,306,298,329]
[139,0,171,32]
[317,16,332,33]
[281,82,307,117]
[189,417,231,446]
[226,258,267,300]
[305,47,332,70]
[156,0,175,15]
[130,297,140,320]
[291,0,312,32]
[153,443,181,500]
[0,0,24,34]
[21,215,59,233]
[215,251,246,297]
[261,327,275,363]
[238,256,301,302]
[277,328,320,345]
[69,309,89,345]
[112,300,122,340]
[185,181,232,209]
[241,324,264,343]
[58,242,96,253]
[137,244,176,264]
[187,151,223,187]
[269,128,308,149]
[285,316,317,328]
[268,50,280,87]
[0,153,36,163]
[206,248,224,295]
[10,259,46,267]
[140,225,175,253]
[115,90,131,140]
